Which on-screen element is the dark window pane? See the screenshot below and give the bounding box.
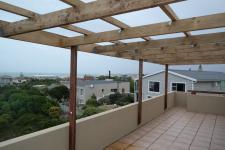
[149,81,160,92]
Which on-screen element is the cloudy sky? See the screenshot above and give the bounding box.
[0,0,225,75]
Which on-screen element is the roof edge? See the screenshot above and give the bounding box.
[135,70,197,82]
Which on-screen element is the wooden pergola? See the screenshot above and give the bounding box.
[0,1,225,150]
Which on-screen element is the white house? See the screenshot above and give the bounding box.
[0,75,13,87]
[134,69,225,100]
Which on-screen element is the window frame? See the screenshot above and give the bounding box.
[170,82,186,92]
[148,80,160,93]
[80,88,84,96]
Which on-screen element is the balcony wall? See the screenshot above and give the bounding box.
[187,94,225,115]
[0,93,174,150]
[1,92,224,150]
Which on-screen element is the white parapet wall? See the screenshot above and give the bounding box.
[0,93,175,150]
[187,94,225,115]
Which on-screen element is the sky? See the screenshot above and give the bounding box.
[0,0,225,75]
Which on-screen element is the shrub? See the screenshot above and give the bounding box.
[86,98,98,107]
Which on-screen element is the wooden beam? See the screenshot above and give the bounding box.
[164,64,168,110]
[61,25,93,35]
[0,2,100,49]
[0,1,90,36]
[107,42,225,64]
[60,0,151,42]
[62,13,225,46]
[0,1,36,18]
[93,32,225,54]
[141,43,225,56]
[160,5,191,37]
[0,20,67,47]
[69,46,77,150]
[152,59,225,65]
[60,0,84,8]
[0,0,182,37]
[138,59,143,125]
[119,43,225,60]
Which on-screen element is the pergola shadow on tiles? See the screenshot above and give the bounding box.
[0,0,225,150]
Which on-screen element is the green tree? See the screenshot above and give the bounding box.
[49,106,61,118]
[82,106,105,117]
[130,79,134,93]
[86,94,98,106]
[48,85,69,102]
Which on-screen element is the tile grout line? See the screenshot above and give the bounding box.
[188,113,206,150]
[171,112,196,144]
[144,109,186,150]
[123,109,180,150]
[107,109,177,150]
[209,115,217,150]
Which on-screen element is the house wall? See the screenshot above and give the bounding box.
[81,82,130,104]
[193,81,222,92]
[77,86,86,105]
[136,72,193,100]
[0,78,12,87]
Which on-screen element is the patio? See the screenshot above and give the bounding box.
[107,107,225,150]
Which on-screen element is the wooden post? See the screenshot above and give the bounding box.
[138,59,143,125]
[164,64,168,110]
[69,46,77,150]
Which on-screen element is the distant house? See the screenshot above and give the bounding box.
[134,69,225,100]
[32,74,59,80]
[0,75,13,87]
[61,79,130,105]
[12,78,27,84]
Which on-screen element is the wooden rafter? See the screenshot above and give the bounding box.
[160,5,191,37]
[60,0,151,41]
[0,2,100,51]
[0,1,94,36]
[0,20,67,47]
[97,42,225,65]
[0,0,182,37]
[114,43,225,57]
[92,32,225,54]
[150,59,225,65]
[61,13,225,46]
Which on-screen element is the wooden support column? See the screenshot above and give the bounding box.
[164,64,169,110]
[69,46,77,150]
[138,59,143,125]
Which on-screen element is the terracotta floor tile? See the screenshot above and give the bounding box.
[168,142,190,150]
[126,145,146,150]
[210,143,225,150]
[108,142,129,150]
[132,140,150,148]
[105,108,225,150]
[190,145,209,150]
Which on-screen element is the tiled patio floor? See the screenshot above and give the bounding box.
[106,108,225,150]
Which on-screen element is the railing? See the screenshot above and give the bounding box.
[188,90,225,95]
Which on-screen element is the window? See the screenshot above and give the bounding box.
[149,81,160,92]
[172,83,185,92]
[111,89,118,92]
[102,89,104,93]
[122,88,125,93]
[80,89,84,96]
